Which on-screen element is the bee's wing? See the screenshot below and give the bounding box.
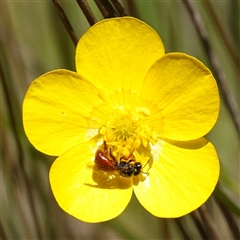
[87,162,116,172]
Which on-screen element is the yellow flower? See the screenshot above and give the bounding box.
[22,17,220,223]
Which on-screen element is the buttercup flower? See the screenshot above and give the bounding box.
[23,17,220,223]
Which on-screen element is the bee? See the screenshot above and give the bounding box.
[91,141,145,178]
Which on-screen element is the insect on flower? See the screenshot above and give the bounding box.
[22,17,220,223]
[90,141,147,178]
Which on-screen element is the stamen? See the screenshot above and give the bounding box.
[99,106,157,159]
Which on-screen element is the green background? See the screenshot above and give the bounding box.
[1,1,239,239]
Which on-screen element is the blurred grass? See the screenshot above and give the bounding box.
[1,0,239,239]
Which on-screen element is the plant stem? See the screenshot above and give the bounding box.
[110,0,127,16]
[125,0,138,17]
[203,0,240,73]
[198,205,219,240]
[174,218,191,240]
[1,58,43,239]
[190,210,210,239]
[76,0,97,26]
[51,0,79,46]
[94,0,118,18]
[215,197,240,240]
[0,219,8,240]
[182,0,240,136]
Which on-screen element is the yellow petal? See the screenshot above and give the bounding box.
[50,142,133,223]
[23,70,108,156]
[133,138,219,218]
[140,53,220,140]
[76,17,164,96]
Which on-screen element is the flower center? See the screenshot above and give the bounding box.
[99,106,157,158]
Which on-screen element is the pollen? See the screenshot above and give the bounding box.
[100,106,157,158]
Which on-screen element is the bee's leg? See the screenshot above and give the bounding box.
[109,147,118,165]
[103,140,108,153]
